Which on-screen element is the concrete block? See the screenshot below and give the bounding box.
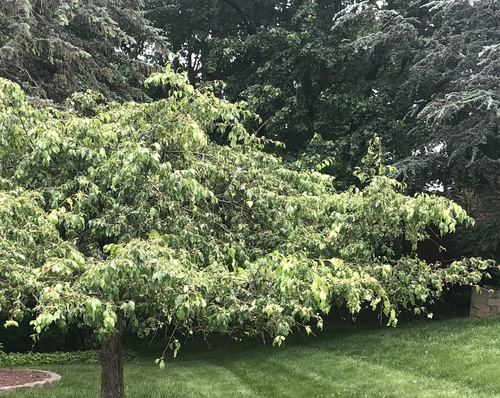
[470,307,492,318]
[471,294,490,306]
[488,298,500,307]
[470,286,500,317]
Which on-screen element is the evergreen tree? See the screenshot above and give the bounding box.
[0,0,166,101]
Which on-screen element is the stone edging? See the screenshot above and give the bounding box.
[0,369,61,393]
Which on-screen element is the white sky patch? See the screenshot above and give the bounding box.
[412,142,445,156]
[425,180,444,192]
[411,143,446,192]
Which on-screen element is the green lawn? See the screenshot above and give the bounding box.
[3,315,500,398]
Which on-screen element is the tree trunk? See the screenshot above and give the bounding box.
[100,329,124,398]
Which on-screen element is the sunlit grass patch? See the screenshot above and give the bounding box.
[3,316,500,398]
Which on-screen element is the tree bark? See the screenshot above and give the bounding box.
[100,329,124,398]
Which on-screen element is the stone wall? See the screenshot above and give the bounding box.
[470,286,500,318]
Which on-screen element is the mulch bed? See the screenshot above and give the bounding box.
[0,369,57,389]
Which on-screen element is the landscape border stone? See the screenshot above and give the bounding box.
[0,369,61,393]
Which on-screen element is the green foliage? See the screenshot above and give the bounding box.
[147,0,498,218]
[408,0,500,264]
[146,0,409,163]
[390,0,500,191]
[0,69,494,368]
[0,0,166,101]
[0,349,137,366]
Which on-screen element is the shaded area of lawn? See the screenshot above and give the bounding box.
[3,316,500,398]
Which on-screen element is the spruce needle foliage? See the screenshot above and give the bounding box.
[0,0,166,102]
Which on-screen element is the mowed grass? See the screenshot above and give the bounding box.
[3,315,500,398]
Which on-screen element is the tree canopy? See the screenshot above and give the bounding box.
[144,0,418,186]
[0,69,493,397]
[0,0,165,102]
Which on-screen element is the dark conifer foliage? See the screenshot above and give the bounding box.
[145,1,423,186]
[0,0,166,101]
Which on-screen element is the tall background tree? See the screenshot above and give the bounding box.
[331,0,500,263]
[0,0,166,101]
[395,0,500,263]
[144,0,424,188]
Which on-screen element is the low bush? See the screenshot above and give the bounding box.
[0,349,137,367]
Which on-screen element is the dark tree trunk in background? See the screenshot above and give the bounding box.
[100,329,124,398]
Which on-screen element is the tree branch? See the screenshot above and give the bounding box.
[223,0,256,35]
